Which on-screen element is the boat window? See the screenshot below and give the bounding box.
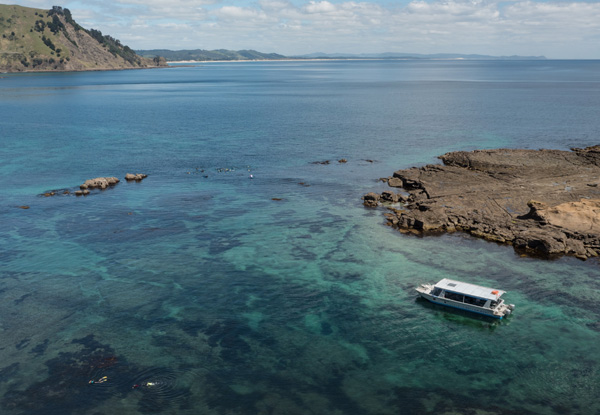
[432,288,442,296]
[464,296,486,307]
[445,292,464,302]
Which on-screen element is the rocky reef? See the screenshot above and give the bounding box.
[364,146,600,260]
[36,174,147,197]
[74,176,120,196]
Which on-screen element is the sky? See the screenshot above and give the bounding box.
[9,0,600,58]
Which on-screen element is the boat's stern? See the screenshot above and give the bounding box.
[495,302,516,318]
[504,303,516,316]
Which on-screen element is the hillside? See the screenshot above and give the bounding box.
[0,5,166,72]
[137,49,286,62]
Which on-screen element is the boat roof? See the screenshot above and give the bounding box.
[434,278,505,301]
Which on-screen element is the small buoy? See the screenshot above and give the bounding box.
[249,174,254,179]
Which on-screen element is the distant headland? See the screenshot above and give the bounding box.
[136,49,547,62]
[364,146,600,261]
[292,52,547,60]
[0,4,166,72]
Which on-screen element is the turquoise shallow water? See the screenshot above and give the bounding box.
[1,60,600,414]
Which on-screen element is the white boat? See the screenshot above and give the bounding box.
[416,278,515,319]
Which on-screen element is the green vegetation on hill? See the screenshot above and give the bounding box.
[136,49,286,62]
[86,27,145,67]
[0,4,165,72]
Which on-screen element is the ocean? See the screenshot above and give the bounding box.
[1,59,599,414]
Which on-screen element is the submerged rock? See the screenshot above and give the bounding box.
[365,146,600,260]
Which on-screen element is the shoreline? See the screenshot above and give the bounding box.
[6,57,595,73]
[166,57,556,64]
[167,58,396,64]
[0,64,169,75]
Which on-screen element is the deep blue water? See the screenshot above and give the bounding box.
[1,60,599,414]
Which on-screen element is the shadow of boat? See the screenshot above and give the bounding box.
[415,297,510,329]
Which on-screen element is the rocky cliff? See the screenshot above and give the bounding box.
[0,5,166,72]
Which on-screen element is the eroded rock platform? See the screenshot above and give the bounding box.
[364,146,600,260]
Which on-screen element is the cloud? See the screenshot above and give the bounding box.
[304,1,337,14]
[8,0,600,58]
[115,0,219,9]
[405,0,500,21]
[216,6,268,20]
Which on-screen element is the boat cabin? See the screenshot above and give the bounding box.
[432,279,505,307]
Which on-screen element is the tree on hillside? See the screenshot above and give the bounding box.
[48,6,64,16]
[47,14,65,34]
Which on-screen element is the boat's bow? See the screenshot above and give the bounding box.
[416,283,433,295]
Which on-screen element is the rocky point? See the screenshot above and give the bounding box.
[364,146,600,260]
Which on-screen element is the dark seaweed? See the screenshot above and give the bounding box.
[30,339,50,357]
[1,335,139,415]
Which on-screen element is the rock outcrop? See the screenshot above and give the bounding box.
[80,177,120,190]
[74,176,119,195]
[125,173,148,181]
[365,146,600,260]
